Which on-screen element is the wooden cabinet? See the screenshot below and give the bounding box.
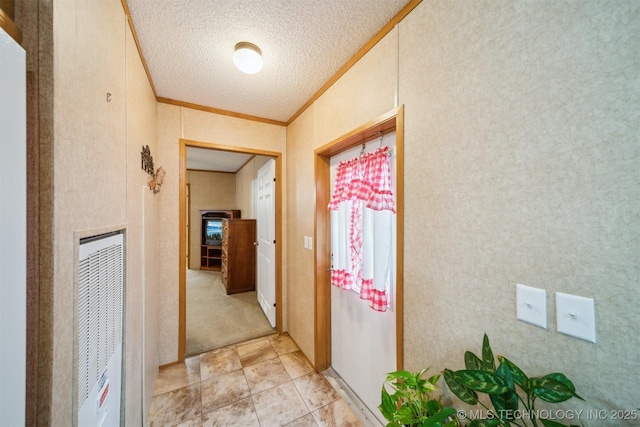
[200,246,222,270]
[221,218,256,294]
[200,210,240,271]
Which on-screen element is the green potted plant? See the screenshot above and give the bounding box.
[379,368,460,427]
[443,334,584,427]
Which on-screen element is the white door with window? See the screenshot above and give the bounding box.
[257,159,276,327]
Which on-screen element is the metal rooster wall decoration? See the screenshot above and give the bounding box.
[142,144,165,194]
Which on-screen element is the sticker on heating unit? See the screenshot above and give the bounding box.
[99,382,109,409]
[96,375,110,425]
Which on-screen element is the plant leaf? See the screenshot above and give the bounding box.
[541,419,570,427]
[497,356,529,392]
[379,386,396,422]
[422,408,457,426]
[490,389,519,417]
[428,373,441,385]
[387,370,413,383]
[465,351,483,370]
[530,375,583,403]
[452,370,510,394]
[495,361,515,391]
[468,420,503,427]
[426,398,442,415]
[544,373,580,396]
[443,369,478,405]
[481,334,495,372]
[395,405,415,424]
[405,372,420,388]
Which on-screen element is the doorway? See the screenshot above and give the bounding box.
[178,139,283,362]
[314,106,404,416]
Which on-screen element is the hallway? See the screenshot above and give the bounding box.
[148,334,364,426]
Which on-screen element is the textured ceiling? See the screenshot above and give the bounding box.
[186,147,254,173]
[126,0,411,123]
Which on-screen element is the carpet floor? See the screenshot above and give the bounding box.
[186,269,275,356]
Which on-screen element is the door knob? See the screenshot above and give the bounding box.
[254,241,259,246]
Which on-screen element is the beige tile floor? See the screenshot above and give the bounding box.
[148,333,365,427]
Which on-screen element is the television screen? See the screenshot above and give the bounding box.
[205,219,223,246]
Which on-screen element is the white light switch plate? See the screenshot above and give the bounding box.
[303,236,313,250]
[556,292,596,343]
[516,284,547,328]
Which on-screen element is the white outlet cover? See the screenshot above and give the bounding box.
[556,292,596,343]
[516,284,547,328]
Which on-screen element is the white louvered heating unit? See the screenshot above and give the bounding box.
[78,232,123,427]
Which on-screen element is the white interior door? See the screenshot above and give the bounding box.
[257,158,276,327]
[0,27,27,427]
[330,134,397,425]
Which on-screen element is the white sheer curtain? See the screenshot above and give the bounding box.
[328,145,396,312]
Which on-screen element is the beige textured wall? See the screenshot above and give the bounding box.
[187,170,236,269]
[286,27,399,362]
[315,26,399,144]
[284,106,317,359]
[286,0,639,418]
[397,0,638,418]
[46,0,639,423]
[156,103,182,365]
[156,104,287,364]
[235,158,256,219]
[51,0,158,424]
[236,155,273,219]
[126,23,159,423]
[183,108,287,148]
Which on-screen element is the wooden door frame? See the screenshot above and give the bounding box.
[178,138,283,363]
[186,183,190,266]
[313,105,405,372]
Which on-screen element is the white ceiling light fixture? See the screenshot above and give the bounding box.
[233,42,263,74]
